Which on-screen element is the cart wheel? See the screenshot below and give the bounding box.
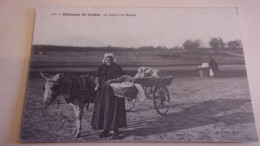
[153,86,170,115]
[125,97,136,112]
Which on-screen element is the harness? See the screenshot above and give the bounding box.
[56,75,96,105]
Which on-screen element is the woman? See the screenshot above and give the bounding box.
[91,53,126,139]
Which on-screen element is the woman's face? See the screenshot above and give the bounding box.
[105,56,114,66]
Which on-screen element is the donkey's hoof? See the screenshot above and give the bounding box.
[75,133,81,138]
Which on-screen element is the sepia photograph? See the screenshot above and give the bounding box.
[19,6,258,142]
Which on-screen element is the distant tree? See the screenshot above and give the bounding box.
[138,46,154,50]
[171,46,183,50]
[227,39,242,49]
[183,39,201,50]
[209,37,225,49]
[209,37,225,55]
[156,46,168,50]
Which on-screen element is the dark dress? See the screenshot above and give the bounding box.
[209,59,219,76]
[91,63,127,130]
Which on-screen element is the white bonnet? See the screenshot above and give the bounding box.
[102,53,117,63]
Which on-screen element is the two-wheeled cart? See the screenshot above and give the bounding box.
[125,76,173,115]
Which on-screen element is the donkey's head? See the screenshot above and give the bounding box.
[41,73,64,105]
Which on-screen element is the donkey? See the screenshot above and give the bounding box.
[40,72,96,138]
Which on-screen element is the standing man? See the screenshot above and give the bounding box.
[209,56,219,77]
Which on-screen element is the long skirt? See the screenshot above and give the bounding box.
[91,84,126,130]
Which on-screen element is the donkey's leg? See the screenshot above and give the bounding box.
[70,103,78,135]
[72,98,84,138]
[75,105,83,138]
[86,102,89,111]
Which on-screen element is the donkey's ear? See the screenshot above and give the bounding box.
[40,72,49,80]
[52,73,63,81]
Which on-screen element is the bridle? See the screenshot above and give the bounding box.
[43,79,64,105]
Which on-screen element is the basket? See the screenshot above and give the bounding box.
[110,75,138,98]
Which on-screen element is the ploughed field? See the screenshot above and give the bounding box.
[30,50,245,69]
[20,75,257,142]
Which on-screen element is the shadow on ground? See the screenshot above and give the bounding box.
[123,98,254,137]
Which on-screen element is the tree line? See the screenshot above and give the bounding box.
[33,37,242,53]
[183,38,243,50]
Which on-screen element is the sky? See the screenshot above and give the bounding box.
[33,7,242,48]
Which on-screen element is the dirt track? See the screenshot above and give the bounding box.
[20,76,258,142]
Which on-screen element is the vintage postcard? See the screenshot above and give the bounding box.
[20,6,258,142]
